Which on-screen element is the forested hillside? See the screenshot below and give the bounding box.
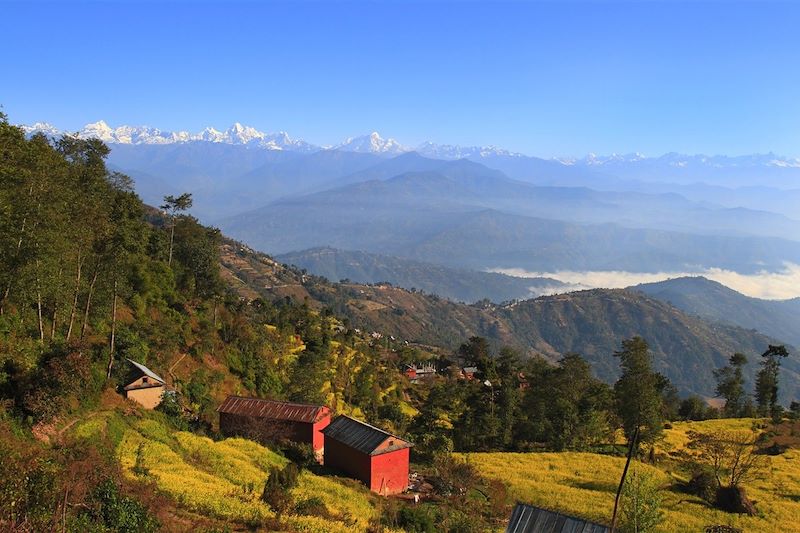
[221,242,800,400]
[276,246,566,303]
[0,114,417,531]
[634,276,800,347]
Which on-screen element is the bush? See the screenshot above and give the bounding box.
[281,441,316,468]
[686,469,718,503]
[155,390,188,430]
[397,505,437,533]
[715,485,757,515]
[293,496,329,518]
[261,463,300,516]
[92,479,160,532]
[619,469,663,533]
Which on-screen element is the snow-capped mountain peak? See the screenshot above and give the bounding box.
[335,132,409,154]
[20,121,318,152]
[21,122,61,137]
[415,141,524,160]
[19,121,800,167]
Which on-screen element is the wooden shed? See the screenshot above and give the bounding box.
[321,415,412,495]
[505,503,610,533]
[217,396,331,454]
[123,359,166,409]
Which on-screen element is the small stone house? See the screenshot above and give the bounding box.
[123,359,166,409]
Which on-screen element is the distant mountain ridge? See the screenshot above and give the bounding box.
[219,160,800,273]
[276,246,568,303]
[633,276,800,347]
[21,121,800,172]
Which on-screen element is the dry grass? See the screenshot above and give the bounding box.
[462,418,800,533]
[115,417,379,532]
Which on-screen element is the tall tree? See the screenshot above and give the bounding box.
[714,353,748,417]
[160,193,193,266]
[754,345,789,418]
[613,337,663,448]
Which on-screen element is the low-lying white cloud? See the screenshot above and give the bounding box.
[490,263,800,300]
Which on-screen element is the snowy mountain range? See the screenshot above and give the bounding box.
[19,120,800,170]
[21,120,317,152]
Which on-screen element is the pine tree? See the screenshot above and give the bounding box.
[614,337,663,448]
[714,353,748,417]
[755,345,789,418]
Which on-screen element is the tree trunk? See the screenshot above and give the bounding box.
[79,268,99,339]
[49,265,63,340]
[106,279,118,379]
[35,259,44,342]
[0,185,33,315]
[65,251,83,342]
[167,218,175,266]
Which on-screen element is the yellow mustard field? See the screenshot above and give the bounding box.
[462,419,800,533]
[111,416,379,532]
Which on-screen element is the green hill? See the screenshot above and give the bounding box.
[223,243,800,401]
[633,276,800,347]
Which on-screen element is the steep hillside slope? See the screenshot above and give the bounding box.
[276,247,567,303]
[633,277,800,346]
[222,242,800,400]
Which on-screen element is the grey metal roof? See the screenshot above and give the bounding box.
[127,359,165,384]
[506,503,610,533]
[321,415,412,456]
[217,395,329,424]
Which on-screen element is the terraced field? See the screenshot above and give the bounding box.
[73,413,384,533]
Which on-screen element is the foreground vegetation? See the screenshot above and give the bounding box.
[464,418,800,532]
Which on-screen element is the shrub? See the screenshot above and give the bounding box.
[397,505,437,533]
[92,479,160,532]
[715,485,757,515]
[294,496,329,518]
[155,391,188,430]
[281,441,316,468]
[261,463,300,516]
[686,469,718,503]
[619,469,663,533]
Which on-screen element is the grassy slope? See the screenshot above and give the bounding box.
[462,418,800,533]
[70,409,386,533]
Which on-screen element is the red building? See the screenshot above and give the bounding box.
[217,396,331,455]
[322,415,413,495]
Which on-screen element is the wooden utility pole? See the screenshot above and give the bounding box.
[610,425,639,532]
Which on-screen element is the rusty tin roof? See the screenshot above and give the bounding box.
[216,396,330,424]
[321,415,412,456]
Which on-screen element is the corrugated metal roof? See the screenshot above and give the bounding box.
[216,396,329,424]
[506,504,610,533]
[321,415,412,456]
[127,359,165,384]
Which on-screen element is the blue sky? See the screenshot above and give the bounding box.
[3,1,799,157]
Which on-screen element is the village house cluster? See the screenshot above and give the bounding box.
[217,395,413,495]
[123,359,413,494]
[123,360,612,526]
